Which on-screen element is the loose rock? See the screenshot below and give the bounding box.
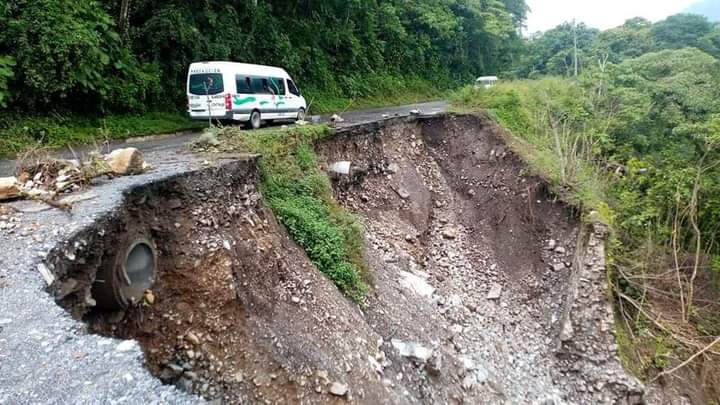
[486,283,503,300]
[106,148,146,175]
[442,227,458,239]
[329,382,349,397]
[0,177,20,201]
[185,332,200,345]
[552,263,566,272]
[391,339,433,363]
[116,340,137,352]
[398,271,435,298]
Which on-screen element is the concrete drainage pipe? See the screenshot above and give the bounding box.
[92,235,157,310]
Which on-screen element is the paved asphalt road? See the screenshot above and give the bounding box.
[0,101,448,177]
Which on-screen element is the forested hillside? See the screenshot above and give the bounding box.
[0,0,526,114]
[2,0,720,400]
[514,13,720,77]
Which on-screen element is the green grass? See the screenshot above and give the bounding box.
[0,112,207,158]
[306,75,446,114]
[199,124,369,302]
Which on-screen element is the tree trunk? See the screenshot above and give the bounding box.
[118,0,131,34]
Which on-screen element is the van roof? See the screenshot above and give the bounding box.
[189,61,289,77]
[476,76,498,81]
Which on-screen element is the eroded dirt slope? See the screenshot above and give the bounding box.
[50,161,403,404]
[316,115,642,404]
[48,115,642,404]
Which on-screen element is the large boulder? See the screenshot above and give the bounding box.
[106,148,145,175]
[0,177,20,201]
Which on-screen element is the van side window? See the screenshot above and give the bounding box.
[250,77,266,94]
[236,76,253,94]
[269,77,286,95]
[287,80,301,96]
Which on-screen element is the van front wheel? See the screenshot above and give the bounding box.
[249,110,262,130]
[297,108,306,122]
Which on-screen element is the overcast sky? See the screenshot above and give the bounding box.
[525,0,700,33]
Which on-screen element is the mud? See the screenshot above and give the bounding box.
[47,114,642,404]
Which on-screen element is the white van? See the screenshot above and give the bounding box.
[475,76,498,89]
[187,61,307,129]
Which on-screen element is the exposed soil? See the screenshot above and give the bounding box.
[50,160,400,404]
[48,114,643,404]
[315,115,642,404]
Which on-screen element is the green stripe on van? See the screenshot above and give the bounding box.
[233,96,257,106]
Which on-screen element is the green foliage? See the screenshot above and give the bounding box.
[515,13,720,77]
[592,19,655,64]
[454,48,720,384]
[1,0,159,112]
[605,49,720,243]
[651,14,715,50]
[0,56,15,107]
[0,0,527,116]
[700,26,720,58]
[306,74,445,114]
[456,47,720,255]
[206,125,369,302]
[513,22,599,77]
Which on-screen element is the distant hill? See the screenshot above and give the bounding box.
[685,0,720,22]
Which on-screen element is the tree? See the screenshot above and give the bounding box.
[0,56,14,107]
[0,0,529,113]
[0,0,158,111]
[651,14,714,50]
[699,26,720,58]
[517,22,599,77]
[592,18,656,64]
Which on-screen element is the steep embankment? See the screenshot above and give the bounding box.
[316,115,641,404]
[46,115,640,404]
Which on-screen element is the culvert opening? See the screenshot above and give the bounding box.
[46,160,288,402]
[44,115,642,404]
[92,237,157,310]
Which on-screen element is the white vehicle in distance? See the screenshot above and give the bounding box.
[187,61,307,129]
[475,76,498,89]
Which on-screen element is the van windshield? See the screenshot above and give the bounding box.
[189,74,224,95]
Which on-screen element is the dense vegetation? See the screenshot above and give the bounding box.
[0,0,527,115]
[0,0,529,154]
[454,12,720,397]
[514,13,720,77]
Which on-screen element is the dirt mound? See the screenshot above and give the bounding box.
[47,114,642,404]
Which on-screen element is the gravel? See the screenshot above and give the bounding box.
[0,147,206,404]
